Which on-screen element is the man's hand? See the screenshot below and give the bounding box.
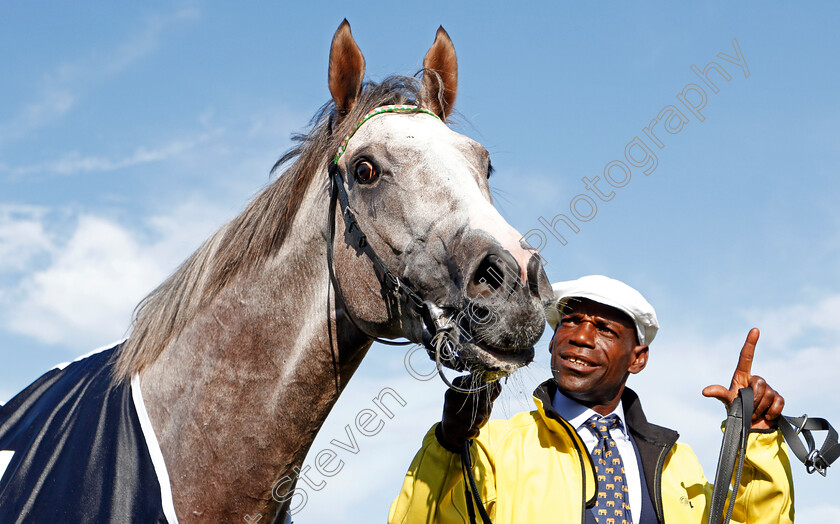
[702,328,785,430]
[438,376,502,450]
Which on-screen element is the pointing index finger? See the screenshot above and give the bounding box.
[735,328,760,376]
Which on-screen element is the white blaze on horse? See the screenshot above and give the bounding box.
[0,21,550,523]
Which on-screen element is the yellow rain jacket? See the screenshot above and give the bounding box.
[389,380,794,524]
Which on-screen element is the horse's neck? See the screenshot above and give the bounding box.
[139,188,371,521]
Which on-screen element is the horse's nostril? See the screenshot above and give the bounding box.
[526,254,547,300]
[468,254,506,297]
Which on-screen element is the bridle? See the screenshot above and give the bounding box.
[325,104,499,394]
[325,104,512,524]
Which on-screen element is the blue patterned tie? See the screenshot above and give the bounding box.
[587,414,632,524]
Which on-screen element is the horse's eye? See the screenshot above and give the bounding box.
[355,160,377,183]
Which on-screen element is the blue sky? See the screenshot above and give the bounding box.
[2,2,839,522]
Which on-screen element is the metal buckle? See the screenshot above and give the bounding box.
[385,272,401,292]
[346,217,358,236]
[806,449,828,476]
[795,414,809,435]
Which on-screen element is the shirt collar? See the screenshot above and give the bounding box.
[551,387,628,437]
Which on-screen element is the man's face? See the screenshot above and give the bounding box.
[550,298,648,411]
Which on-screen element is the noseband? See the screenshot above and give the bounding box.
[326,104,496,393]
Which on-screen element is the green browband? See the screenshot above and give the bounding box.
[333,105,440,164]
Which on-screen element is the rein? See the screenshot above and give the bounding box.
[708,388,753,524]
[708,388,840,524]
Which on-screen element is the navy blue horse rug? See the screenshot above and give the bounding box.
[0,344,177,523]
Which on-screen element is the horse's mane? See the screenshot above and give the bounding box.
[114,76,427,382]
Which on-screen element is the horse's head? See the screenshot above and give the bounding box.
[327,21,551,376]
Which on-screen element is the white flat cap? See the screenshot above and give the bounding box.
[545,275,659,345]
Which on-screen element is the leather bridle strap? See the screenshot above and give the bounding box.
[328,159,500,389]
[329,165,430,313]
[708,387,753,524]
[326,163,418,346]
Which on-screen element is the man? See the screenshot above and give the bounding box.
[388,275,794,523]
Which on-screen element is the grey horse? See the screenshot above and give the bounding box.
[0,21,550,523]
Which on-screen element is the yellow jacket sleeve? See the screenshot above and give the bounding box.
[661,430,794,523]
[731,429,795,523]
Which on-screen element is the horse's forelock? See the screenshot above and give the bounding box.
[114,75,427,383]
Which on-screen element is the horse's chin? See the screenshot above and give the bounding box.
[454,340,535,377]
[450,302,543,376]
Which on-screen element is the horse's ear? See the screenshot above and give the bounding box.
[422,26,458,120]
[329,19,366,122]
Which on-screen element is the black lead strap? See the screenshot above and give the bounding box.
[461,448,478,524]
[709,388,840,524]
[461,440,493,524]
[708,387,753,524]
[327,163,428,347]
